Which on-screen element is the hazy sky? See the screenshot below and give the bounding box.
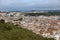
[0,0,60,11]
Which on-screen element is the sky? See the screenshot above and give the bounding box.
[0,0,60,11]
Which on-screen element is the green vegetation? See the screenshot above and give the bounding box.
[0,19,54,40]
[25,12,60,16]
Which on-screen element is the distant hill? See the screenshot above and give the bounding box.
[24,11,60,16]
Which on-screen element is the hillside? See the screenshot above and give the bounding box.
[0,19,54,40]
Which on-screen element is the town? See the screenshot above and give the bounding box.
[0,11,60,40]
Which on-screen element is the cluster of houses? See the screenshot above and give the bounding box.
[0,12,60,40]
